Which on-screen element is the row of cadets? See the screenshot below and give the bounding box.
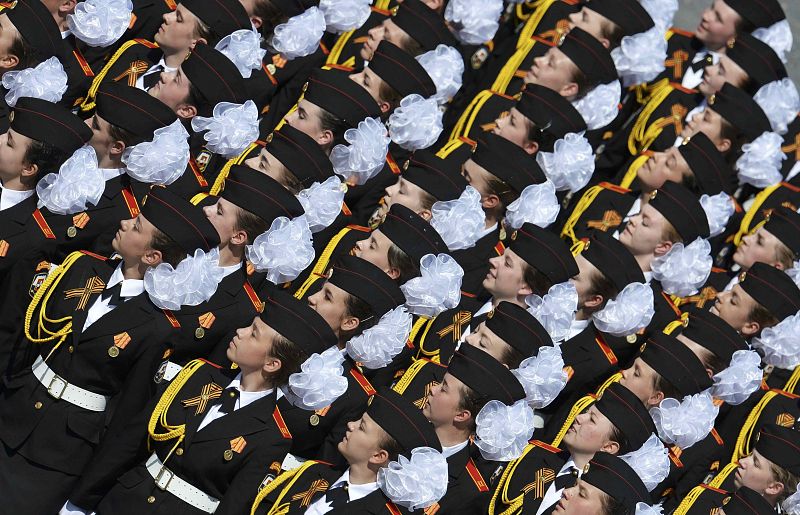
[64,290,349,514]
[0,185,223,512]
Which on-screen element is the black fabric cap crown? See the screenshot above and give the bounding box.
[402,149,467,201]
[595,382,655,450]
[485,301,552,358]
[557,27,618,85]
[509,223,578,285]
[391,0,458,50]
[585,0,655,36]
[304,69,381,128]
[142,186,221,253]
[380,204,448,265]
[516,84,587,146]
[739,262,800,321]
[266,124,335,188]
[708,83,771,141]
[764,205,800,257]
[448,343,526,405]
[582,452,649,511]
[724,487,780,515]
[182,43,247,115]
[640,332,713,397]
[96,83,178,141]
[726,32,787,93]
[272,0,319,18]
[582,231,645,292]
[261,290,337,356]
[329,255,406,317]
[723,0,786,29]
[755,424,800,475]
[367,387,442,455]
[680,308,748,364]
[221,165,305,224]
[369,41,436,98]
[181,0,251,43]
[472,132,546,193]
[11,98,92,154]
[678,132,734,195]
[6,0,62,59]
[649,181,710,241]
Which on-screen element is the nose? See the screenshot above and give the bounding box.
[203,205,213,217]
[120,218,131,231]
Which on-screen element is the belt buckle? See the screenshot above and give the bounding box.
[47,374,68,400]
[155,467,175,491]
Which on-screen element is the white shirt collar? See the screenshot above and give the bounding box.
[107,263,145,299]
[475,300,494,317]
[643,271,653,284]
[155,57,177,74]
[333,470,378,502]
[227,373,274,408]
[0,184,34,211]
[442,439,469,459]
[61,29,71,39]
[565,319,590,341]
[221,262,242,279]
[480,222,498,239]
[100,167,126,183]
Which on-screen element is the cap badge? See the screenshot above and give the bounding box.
[726,38,736,49]
[265,132,274,144]
[649,190,658,200]
[487,309,495,319]
[511,230,518,241]
[722,496,731,506]
[708,94,716,106]
[739,271,747,282]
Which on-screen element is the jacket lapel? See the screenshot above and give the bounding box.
[192,389,276,443]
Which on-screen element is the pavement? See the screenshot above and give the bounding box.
[672,0,799,84]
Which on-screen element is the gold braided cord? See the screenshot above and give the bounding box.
[210,142,258,196]
[552,373,621,447]
[392,355,429,394]
[628,80,673,155]
[488,443,539,515]
[783,366,800,394]
[515,0,555,49]
[619,154,650,189]
[147,359,206,451]
[414,318,439,362]
[733,183,782,245]
[560,185,603,244]
[448,89,494,142]
[250,461,320,515]
[325,30,354,66]
[294,227,354,299]
[709,462,739,488]
[672,484,706,515]
[80,40,156,112]
[491,38,536,93]
[732,390,778,462]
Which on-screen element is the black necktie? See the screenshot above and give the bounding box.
[143,65,164,90]
[554,467,578,490]
[101,283,123,307]
[219,387,240,414]
[325,483,349,508]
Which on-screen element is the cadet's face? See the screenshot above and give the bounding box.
[636,147,691,192]
[350,66,387,105]
[148,68,192,113]
[338,413,388,465]
[553,480,606,515]
[0,128,33,181]
[682,107,726,147]
[0,14,21,69]
[383,176,430,214]
[484,248,529,300]
[619,203,671,258]
[85,113,117,162]
[733,227,784,270]
[285,99,326,142]
[112,214,159,263]
[567,7,610,43]
[562,404,616,455]
[461,158,493,199]
[227,316,276,371]
[243,147,292,188]
[571,253,599,310]
[735,450,778,493]
[699,54,749,97]
[493,108,533,149]
[354,229,393,273]
[362,18,411,61]
[308,281,350,335]
[203,197,239,246]
[619,357,659,405]
[710,284,759,333]
[155,3,202,53]
[424,372,468,427]
[696,0,740,50]
[464,322,513,364]
[526,47,578,93]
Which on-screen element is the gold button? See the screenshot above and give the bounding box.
[626,334,638,344]
[175,448,184,456]
[147,496,156,504]
[309,414,320,426]
[34,401,43,409]
[223,449,234,461]
[195,327,205,339]
[68,345,74,353]
[66,226,77,238]
[108,346,120,358]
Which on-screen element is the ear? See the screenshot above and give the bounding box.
[176,103,198,120]
[262,354,282,376]
[424,0,444,12]
[598,37,611,49]
[741,320,761,337]
[518,281,533,297]
[190,37,208,49]
[19,161,38,179]
[482,194,500,211]
[386,267,401,281]
[142,248,164,268]
[61,0,78,14]
[654,240,674,257]
[0,53,19,70]
[716,138,732,153]
[647,390,665,408]
[418,209,432,221]
[773,261,785,271]
[109,140,127,157]
[601,440,620,455]
[560,82,580,100]
[229,229,249,246]
[584,294,604,310]
[340,315,360,333]
[378,101,392,114]
[250,16,263,29]
[522,140,539,155]
[453,408,472,424]
[765,481,785,497]
[370,448,390,467]
[318,129,334,147]
[705,367,714,379]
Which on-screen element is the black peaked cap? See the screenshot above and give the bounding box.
[367,387,442,455]
[181,0,251,43]
[649,181,710,241]
[142,186,221,253]
[640,332,713,397]
[329,255,406,317]
[391,0,458,50]
[755,424,800,476]
[11,98,92,154]
[708,83,771,141]
[739,262,800,321]
[678,132,734,195]
[304,69,381,128]
[182,43,247,115]
[595,382,655,450]
[582,452,650,511]
[380,204,448,265]
[7,0,62,59]
[558,27,618,85]
[679,308,747,364]
[96,82,177,141]
[448,343,526,405]
[266,124,335,187]
[586,0,655,36]
[509,223,579,285]
[723,0,785,29]
[221,165,305,224]
[485,301,551,358]
[262,290,338,356]
[582,231,645,292]
[516,84,587,146]
[369,41,436,98]
[472,132,546,193]
[402,149,467,201]
[763,205,800,257]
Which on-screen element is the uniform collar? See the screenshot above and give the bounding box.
[108,263,145,299]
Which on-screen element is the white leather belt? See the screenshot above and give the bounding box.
[32,356,109,412]
[145,453,220,513]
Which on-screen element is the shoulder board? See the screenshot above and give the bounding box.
[594,335,618,365]
[134,38,159,48]
[371,6,391,15]
[199,358,222,369]
[530,440,561,453]
[32,209,56,239]
[273,406,292,439]
[670,82,698,95]
[668,27,694,39]
[346,224,371,232]
[494,241,505,256]
[466,458,489,492]
[710,267,727,273]
[781,181,800,193]
[424,503,440,515]
[598,182,631,194]
[386,153,401,175]
[489,90,517,101]
[350,367,377,396]
[385,502,402,515]
[710,428,723,445]
[79,250,108,261]
[162,309,181,328]
[341,202,352,217]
